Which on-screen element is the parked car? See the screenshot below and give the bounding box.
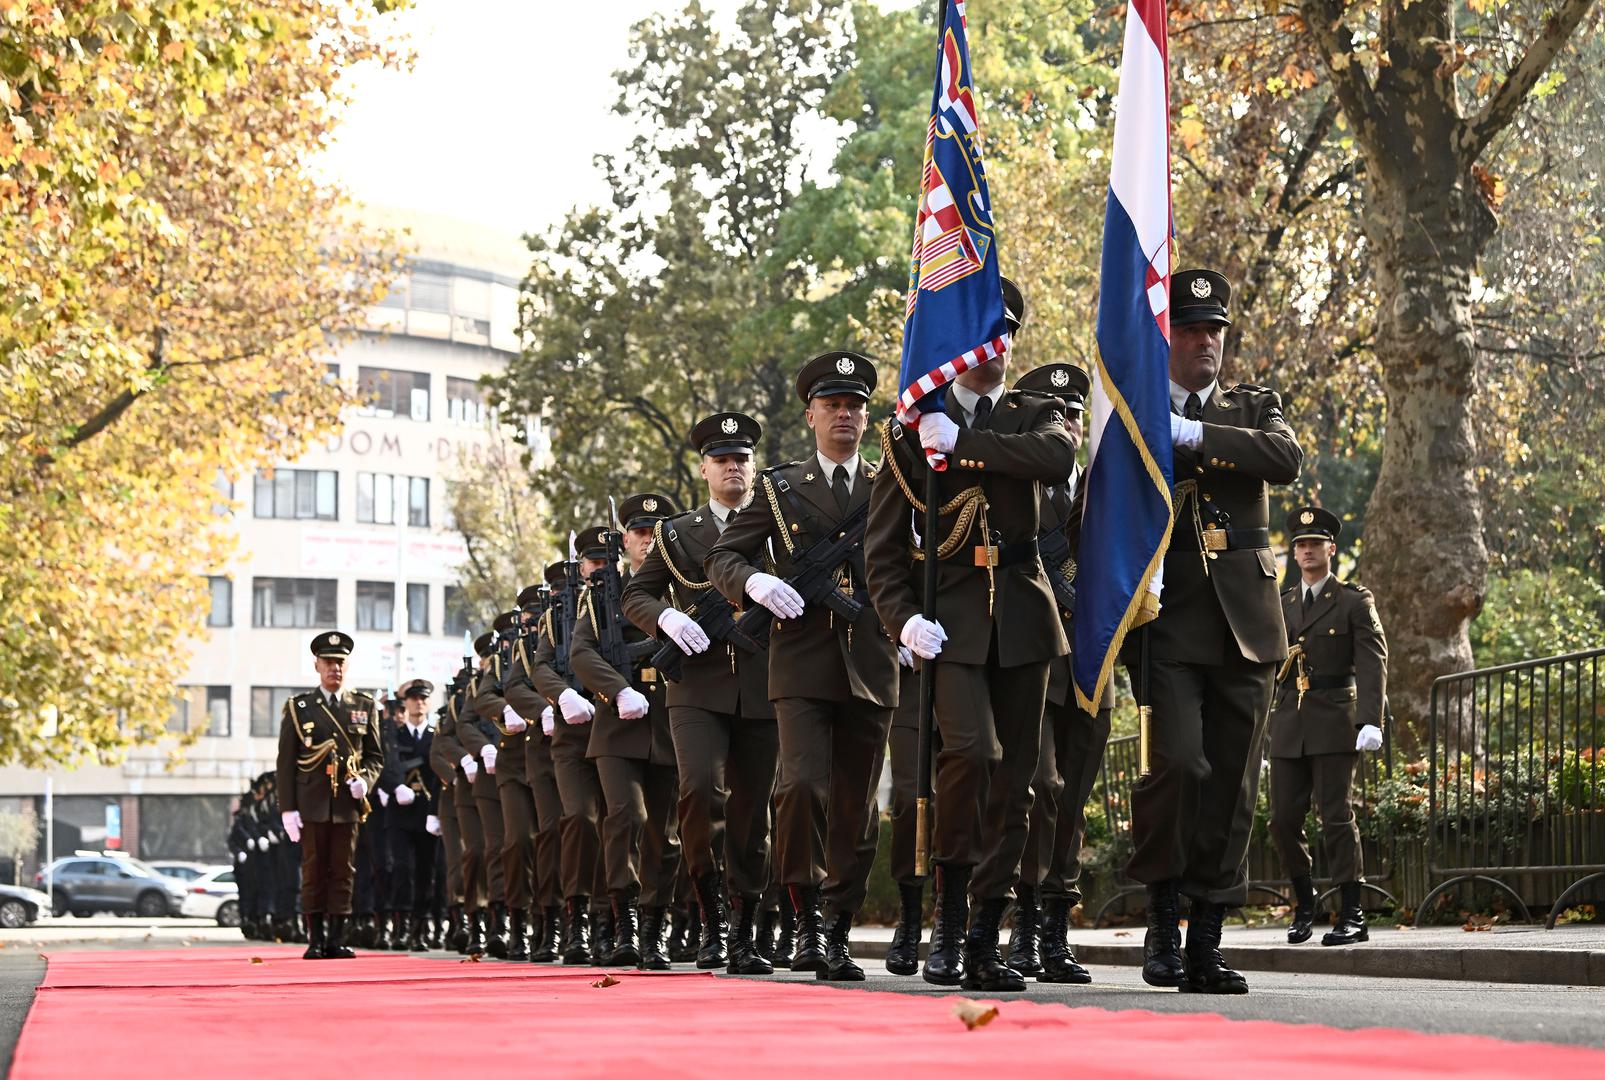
[0,883,53,929]
[34,852,189,918]
[146,861,214,883]
[178,866,240,926]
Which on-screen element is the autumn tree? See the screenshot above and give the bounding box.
[0,1,407,767]
[446,437,551,630]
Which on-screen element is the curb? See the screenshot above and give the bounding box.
[847,935,1605,987]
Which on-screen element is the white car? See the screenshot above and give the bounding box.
[178,866,240,926]
[0,884,53,929]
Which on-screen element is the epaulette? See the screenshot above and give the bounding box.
[1280,585,1297,598]
[1226,382,1272,394]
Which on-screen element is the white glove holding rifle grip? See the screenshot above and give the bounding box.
[745,572,804,619]
[281,810,302,844]
[658,608,709,656]
[615,686,650,720]
[558,688,595,725]
[502,704,528,733]
[900,615,947,660]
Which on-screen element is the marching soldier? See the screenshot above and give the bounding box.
[569,500,683,969]
[443,662,491,953]
[864,319,1076,992]
[1129,268,1302,994]
[275,631,384,959]
[1011,356,1112,984]
[459,632,512,956]
[1269,505,1388,947]
[621,412,779,973]
[386,678,440,951]
[475,611,539,961]
[705,352,898,981]
[428,685,471,952]
[505,581,567,962]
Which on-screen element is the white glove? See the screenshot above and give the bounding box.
[460,754,479,781]
[425,814,441,837]
[658,608,710,655]
[919,412,959,455]
[1170,412,1203,450]
[745,572,805,619]
[502,704,528,733]
[481,743,498,773]
[541,706,555,736]
[347,776,368,801]
[236,851,247,864]
[900,614,948,660]
[616,686,650,720]
[1356,724,1383,752]
[281,811,302,844]
[898,645,914,668]
[394,785,416,806]
[254,836,267,852]
[376,786,389,807]
[558,688,595,725]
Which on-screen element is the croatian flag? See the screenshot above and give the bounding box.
[895,0,1008,467]
[1072,0,1176,711]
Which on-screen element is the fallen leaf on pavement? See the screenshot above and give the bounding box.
[952,1001,999,1030]
[1463,914,1497,932]
[249,957,264,964]
[592,974,621,988]
[461,953,483,962]
[1113,930,1132,937]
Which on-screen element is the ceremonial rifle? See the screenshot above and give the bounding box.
[1036,525,1077,616]
[731,498,871,648]
[650,585,761,683]
[592,498,657,677]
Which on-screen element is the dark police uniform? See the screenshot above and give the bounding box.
[275,631,384,959]
[387,679,440,951]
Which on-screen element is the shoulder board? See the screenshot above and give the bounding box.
[1280,586,1297,598]
[763,460,806,475]
[1226,382,1272,394]
[1343,580,1370,594]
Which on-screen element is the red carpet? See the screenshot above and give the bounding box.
[12,947,1604,1079]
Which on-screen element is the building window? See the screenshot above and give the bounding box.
[444,586,471,637]
[376,273,408,309]
[168,692,189,735]
[253,468,337,521]
[447,376,489,426]
[206,576,233,628]
[250,687,300,737]
[205,687,230,737]
[408,477,430,527]
[212,470,233,516]
[358,366,431,421]
[407,583,430,635]
[356,581,395,632]
[357,472,397,525]
[251,578,337,628]
[409,271,451,313]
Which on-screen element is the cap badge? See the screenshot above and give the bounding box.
[326,633,339,646]
[835,357,855,375]
[1190,277,1212,299]
[720,417,738,435]
[1300,510,1315,525]
[1050,369,1069,388]
[642,497,659,512]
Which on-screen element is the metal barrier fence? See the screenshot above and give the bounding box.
[1425,647,1605,928]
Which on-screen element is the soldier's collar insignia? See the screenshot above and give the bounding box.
[804,473,816,482]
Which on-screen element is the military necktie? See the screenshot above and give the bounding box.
[972,394,994,430]
[1302,588,1314,614]
[831,464,851,514]
[1184,392,1203,421]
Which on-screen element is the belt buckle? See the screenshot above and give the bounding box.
[639,668,657,684]
[973,544,999,567]
[1202,525,1228,552]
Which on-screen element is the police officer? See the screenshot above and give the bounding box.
[865,319,1077,992]
[1129,268,1302,994]
[622,412,778,972]
[386,678,440,951]
[569,499,683,969]
[706,353,898,981]
[1269,505,1388,946]
[275,631,384,959]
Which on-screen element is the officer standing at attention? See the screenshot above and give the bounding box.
[864,315,1076,993]
[1129,268,1302,995]
[1269,505,1388,947]
[622,412,778,973]
[387,678,440,951]
[276,631,384,959]
[706,353,898,982]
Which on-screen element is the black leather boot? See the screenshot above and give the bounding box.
[302,913,326,960]
[1141,880,1186,987]
[727,895,775,975]
[1322,882,1369,946]
[407,914,428,952]
[466,908,487,955]
[639,906,672,971]
[389,912,410,952]
[1183,899,1248,994]
[788,885,826,973]
[885,883,923,976]
[428,912,446,950]
[326,914,356,959]
[354,912,376,949]
[962,897,1026,992]
[1037,897,1090,983]
[591,903,615,967]
[675,904,704,963]
[449,906,469,953]
[487,902,511,959]
[922,863,970,987]
[1288,875,1316,944]
[562,897,592,965]
[1006,885,1042,976]
[507,908,530,961]
[288,915,308,944]
[693,872,728,970]
[532,905,561,962]
[372,910,393,951]
[609,892,642,967]
[773,894,797,968]
[819,910,864,982]
[754,906,778,963]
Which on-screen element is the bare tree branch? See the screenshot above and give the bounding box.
[1460,0,1598,162]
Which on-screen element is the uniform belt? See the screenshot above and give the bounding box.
[1305,675,1356,690]
[1200,525,1271,552]
[994,540,1040,568]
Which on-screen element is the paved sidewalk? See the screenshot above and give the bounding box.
[850,921,1605,986]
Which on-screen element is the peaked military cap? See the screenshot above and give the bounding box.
[493,609,520,635]
[473,632,494,658]
[1001,276,1026,334]
[619,492,677,531]
[795,350,877,403]
[1288,505,1342,544]
[310,630,354,659]
[516,583,544,609]
[1014,363,1089,412]
[575,525,612,561]
[543,560,570,586]
[399,678,434,700]
[691,411,761,457]
[1171,268,1232,327]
